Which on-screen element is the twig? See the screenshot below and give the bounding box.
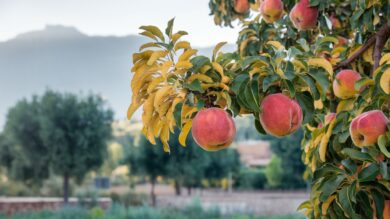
[333,24,390,72]
[333,35,376,71]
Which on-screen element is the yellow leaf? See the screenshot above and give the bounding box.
[319,121,336,162]
[276,68,286,79]
[322,195,336,215]
[140,25,165,41]
[336,99,355,113]
[213,42,227,60]
[179,120,193,147]
[147,51,168,66]
[160,124,170,152]
[292,59,306,70]
[266,41,285,50]
[176,61,193,69]
[212,62,225,77]
[200,65,212,74]
[240,36,257,56]
[308,58,334,77]
[161,61,173,79]
[314,100,323,110]
[139,42,159,51]
[147,77,164,93]
[127,101,142,120]
[362,45,374,64]
[172,31,188,44]
[380,68,390,94]
[178,49,197,62]
[187,74,213,83]
[380,53,390,66]
[174,41,191,51]
[139,31,158,41]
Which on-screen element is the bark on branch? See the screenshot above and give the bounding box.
[333,25,390,72]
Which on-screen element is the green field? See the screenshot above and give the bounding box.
[0,204,305,219]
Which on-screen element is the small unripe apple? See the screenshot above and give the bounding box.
[333,70,362,99]
[234,0,250,14]
[260,0,284,24]
[330,14,342,29]
[318,113,337,128]
[259,93,303,137]
[192,108,236,151]
[289,0,318,30]
[349,110,389,148]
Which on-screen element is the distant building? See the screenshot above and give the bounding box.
[236,140,271,168]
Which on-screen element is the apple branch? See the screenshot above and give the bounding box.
[333,25,390,72]
[373,25,390,71]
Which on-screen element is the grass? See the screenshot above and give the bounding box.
[0,203,305,219]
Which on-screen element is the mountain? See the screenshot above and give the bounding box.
[0,25,235,129]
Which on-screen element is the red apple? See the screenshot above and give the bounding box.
[260,0,284,24]
[289,0,319,30]
[234,0,250,14]
[349,110,389,147]
[333,69,362,99]
[192,108,236,151]
[259,93,303,137]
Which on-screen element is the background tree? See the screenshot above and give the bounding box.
[265,155,283,188]
[2,91,113,203]
[39,91,113,204]
[266,129,306,189]
[126,136,171,206]
[3,98,51,188]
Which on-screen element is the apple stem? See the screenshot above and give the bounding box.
[333,24,390,72]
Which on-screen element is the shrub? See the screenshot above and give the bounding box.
[234,168,267,190]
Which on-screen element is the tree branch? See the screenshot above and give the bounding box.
[333,35,376,71]
[333,24,390,72]
[373,25,390,73]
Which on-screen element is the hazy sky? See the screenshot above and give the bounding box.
[0,0,241,46]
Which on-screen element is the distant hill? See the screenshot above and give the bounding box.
[0,25,235,129]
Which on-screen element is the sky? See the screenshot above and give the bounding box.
[0,0,241,47]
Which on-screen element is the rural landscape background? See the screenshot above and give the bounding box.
[0,0,307,218]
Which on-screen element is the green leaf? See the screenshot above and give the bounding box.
[241,56,269,69]
[173,103,183,129]
[371,189,385,219]
[378,135,390,158]
[190,56,210,73]
[300,75,320,100]
[319,174,346,202]
[165,18,175,37]
[337,186,360,219]
[231,74,249,94]
[254,118,267,135]
[296,92,314,124]
[184,79,204,93]
[262,75,279,92]
[358,163,379,182]
[341,159,357,174]
[341,148,375,162]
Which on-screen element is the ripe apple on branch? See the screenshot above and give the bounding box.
[127,0,390,218]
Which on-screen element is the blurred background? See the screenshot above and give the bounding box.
[0,0,307,218]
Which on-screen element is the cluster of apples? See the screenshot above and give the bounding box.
[191,69,389,151]
[333,69,390,147]
[234,0,319,30]
[192,93,303,151]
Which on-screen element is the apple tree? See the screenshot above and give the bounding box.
[127,0,390,218]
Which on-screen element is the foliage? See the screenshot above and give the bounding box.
[265,155,283,188]
[267,129,306,189]
[1,90,113,202]
[0,204,305,219]
[129,0,390,218]
[234,167,267,189]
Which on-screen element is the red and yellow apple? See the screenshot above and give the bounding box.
[330,14,342,29]
[289,0,318,30]
[260,0,284,24]
[192,108,236,151]
[234,0,250,14]
[349,110,389,147]
[259,93,303,137]
[333,69,362,99]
